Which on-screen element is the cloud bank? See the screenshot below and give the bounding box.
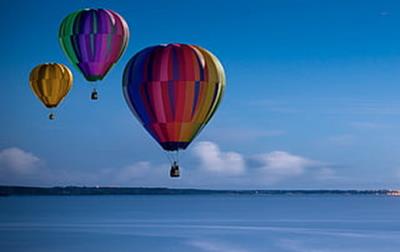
[0,143,336,188]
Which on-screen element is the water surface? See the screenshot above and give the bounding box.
[1,195,400,251]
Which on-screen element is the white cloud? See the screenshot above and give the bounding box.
[192,141,245,176]
[0,147,41,175]
[254,151,318,182]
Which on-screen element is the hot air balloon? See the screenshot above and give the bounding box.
[59,8,129,100]
[29,63,73,120]
[123,44,225,177]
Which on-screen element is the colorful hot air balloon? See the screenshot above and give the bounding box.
[29,63,73,120]
[59,8,129,100]
[123,44,225,177]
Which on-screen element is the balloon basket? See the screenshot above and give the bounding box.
[48,113,55,120]
[170,165,180,178]
[91,89,98,100]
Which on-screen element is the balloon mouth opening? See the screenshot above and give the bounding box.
[85,76,104,82]
[161,142,189,151]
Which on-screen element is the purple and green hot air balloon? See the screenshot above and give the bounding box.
[59,8,129,100]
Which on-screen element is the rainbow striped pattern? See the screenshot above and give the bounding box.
[59,9,129,81]
[123,44,225,151]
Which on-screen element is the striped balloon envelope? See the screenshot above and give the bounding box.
[59,8,129,99]
[123,44,225,160]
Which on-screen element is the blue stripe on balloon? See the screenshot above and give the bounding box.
[172,46,179,81]
[192,81,200,117]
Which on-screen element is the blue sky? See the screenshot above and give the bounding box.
[2,0,400,188]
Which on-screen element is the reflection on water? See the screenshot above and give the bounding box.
[1,195,400,252]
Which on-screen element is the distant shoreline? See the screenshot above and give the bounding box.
[1,186,400,196]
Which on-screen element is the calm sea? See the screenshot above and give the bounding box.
[1,195,400,251]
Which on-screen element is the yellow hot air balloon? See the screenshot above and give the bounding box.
[29,63,73,120]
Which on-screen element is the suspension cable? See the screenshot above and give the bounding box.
[163,151,173,166]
